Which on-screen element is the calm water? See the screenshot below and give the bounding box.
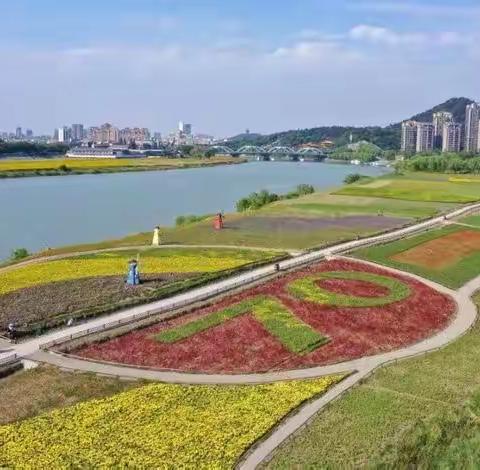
[1,162,388,260]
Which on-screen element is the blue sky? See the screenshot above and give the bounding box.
[1,0,478,136]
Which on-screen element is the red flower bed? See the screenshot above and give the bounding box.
[316,278,390,298]
[76,259,456,373]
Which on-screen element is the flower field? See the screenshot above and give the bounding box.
[77,259,456,373]
[390,229,480,270]
[0,376,343,468]
[0,248,276,296]
[354,225,480,288]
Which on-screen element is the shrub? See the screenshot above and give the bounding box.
[175,214,211,227]
[343,173,363,184]
[10,248,30,261]
[236,189,279,212]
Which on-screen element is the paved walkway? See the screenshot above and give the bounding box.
[237,260,480,469]
[2,202,480,468]
[27,257,480,469]
[29,258,478,386]
[2,201,480,366]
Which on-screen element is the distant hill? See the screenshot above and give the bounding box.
[226,97,475,151]
[405,97,474,125]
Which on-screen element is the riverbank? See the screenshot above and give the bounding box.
[0,156,245,179]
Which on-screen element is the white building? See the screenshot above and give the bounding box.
[442,122,462,153]
[401,121,418,153]
[465,103,480,153]
[416,122,434,153]
[433,111,453,149]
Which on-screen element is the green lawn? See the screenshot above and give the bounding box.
[265,192,453,220]
[335,173,480,203]
[265,293,480,469]
[353,225,480,289]
[459,214,480,228]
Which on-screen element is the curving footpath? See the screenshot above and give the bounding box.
[1,201,480,365]
[28,257,480,469]
[2,202,480,469]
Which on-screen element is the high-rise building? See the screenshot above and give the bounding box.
[57,126,71,143]
[71,124,84,142]
[442,122,462,153]
[433,111,453,148]
[465,103,480,153]
[119,128,151,145]
[25,129,33,138]
[15,127,22,139]
[416,122,434,153]
[90,123,119,144]
[178,121,192,135]
[401,121,418,153]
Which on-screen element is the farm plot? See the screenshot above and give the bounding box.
[355,225,480,288]
[76,259,455,373]
[0,376,343,469]
[0,248,279,332]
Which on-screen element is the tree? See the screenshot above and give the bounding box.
[11,248,30,260]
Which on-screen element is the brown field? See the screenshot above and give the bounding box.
[391,230,480,270]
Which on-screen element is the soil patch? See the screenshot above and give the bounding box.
[391,230,480,270]
[227,215,408,232]
[0,273,197,329]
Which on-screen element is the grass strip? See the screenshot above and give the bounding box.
[288,271,410,307]
[155,295,328,355]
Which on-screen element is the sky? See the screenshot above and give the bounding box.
[0,0,479,137]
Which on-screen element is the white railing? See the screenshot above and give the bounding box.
[35,201,480,352]
[0,354,18,367]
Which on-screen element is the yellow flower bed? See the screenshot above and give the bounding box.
[0,249,271,296]
[0,156,236,172]
[0,376,343,469]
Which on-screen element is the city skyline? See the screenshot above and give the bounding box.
[1,0,479,136]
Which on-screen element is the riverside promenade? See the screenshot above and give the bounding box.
[1,201,480,365]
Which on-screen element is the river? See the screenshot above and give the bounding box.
[1,161,389,260]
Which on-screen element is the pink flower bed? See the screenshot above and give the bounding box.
[75,259,456,373]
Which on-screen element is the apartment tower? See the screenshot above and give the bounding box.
[465,103,480,153]
[401,121,418,153]
[416,122,434,153]
[442,122,462,153]
[433,111,453,149]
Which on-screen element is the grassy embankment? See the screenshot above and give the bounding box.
[27,172,474,258]
[266,293,480,469]
[0,156,244,178]
[335,172,480,203]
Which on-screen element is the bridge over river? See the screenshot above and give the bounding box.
[208,145,329,161]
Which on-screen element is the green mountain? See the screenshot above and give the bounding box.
[405,97,474,125]
[227,97,475,151]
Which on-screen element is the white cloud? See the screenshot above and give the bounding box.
[351,1,480,18]
[349,24,426,46]
[349,25,475,49]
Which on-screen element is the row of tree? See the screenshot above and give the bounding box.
[402,154,480,174]
[236,184,315,212]
[0,141,68,156]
